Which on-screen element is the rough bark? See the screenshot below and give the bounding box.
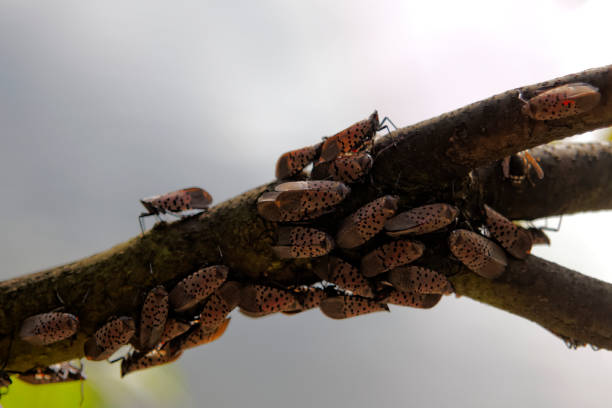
[2,65,612,372]
[451,257,612,350]
[373,64,612,191]
[476,142,612,219]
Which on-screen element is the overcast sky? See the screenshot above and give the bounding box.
[1,0,612,407]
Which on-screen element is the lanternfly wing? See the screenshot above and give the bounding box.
[198,281,242,328]
[257,181,350,222]
[320,112,380,162]
[448,229,507,279]
[385,203,459,236]
[522,82,601,120]
[384,290,442,309]
[388,266,453,295]
[169,265,229,312]
[275,142,322,179]
[140,187,212,215]
[282,287,328,315]
[272,227,334,259]
[483,204,532,259]
[319,295,388,319]
[19,312,79,346]
[121,342,182,377]
[361,240,425,278]
[256,191,286,222]
[158,318,193,346]
[311,152,373,183]
[527,228,551,246]
[173,318,230,351]
[336,195,399,249]
[273,180,350,194]
[139,286,169,351]
[239,285,300,316]
[314,257,374,298]
[85,316,136,361]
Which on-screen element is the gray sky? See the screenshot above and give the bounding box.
[1,0,612,407]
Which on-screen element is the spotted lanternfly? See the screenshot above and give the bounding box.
[388,266,453,295]
[336,195,399,249]
[19,312,79,346]
[361,240,425,278]
[282,287,327,315]
[257,181,351,222]
[311,152,373,183]
[275,142,323,179]
[18,362,85,385]
[384,290,442,309]
[139,187,212,232]
[121,342,182,377]
[521,82,601,120]
[158,318,192,346]
[319,111,380,162]
[272,226,334,259]
[314,257,374,298]
[483,204,532,259]
[84,316,136,361]
[140,187,212,216]
[273,180,351,193]
[501,151,544,183]
[173,318,230,351]
[385,203,459,237]
[527,227,551,246]
[239,285,300,316]
[198,281,242,328]
[169,265,229,312]
[139,285,169,351]
[448,229,507,279]
[319,295,388,319]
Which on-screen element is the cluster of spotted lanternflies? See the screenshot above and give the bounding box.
[4,82,601,391]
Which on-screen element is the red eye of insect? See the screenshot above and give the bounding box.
[562,99,575,107]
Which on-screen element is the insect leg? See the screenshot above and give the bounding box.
[55,289,66,307]
[501,156,511,179]
[543,216,562,232]
[79,288,91,305]
[139,214,148,235]
[379,116,398,131]
[524,151,544,180]
[108,355,125,364]
[217,246,224,263]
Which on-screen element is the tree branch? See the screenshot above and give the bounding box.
[3,66,612,372]
[476,142,612,219]
[451,256,612,349]
[373,65,612,190]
